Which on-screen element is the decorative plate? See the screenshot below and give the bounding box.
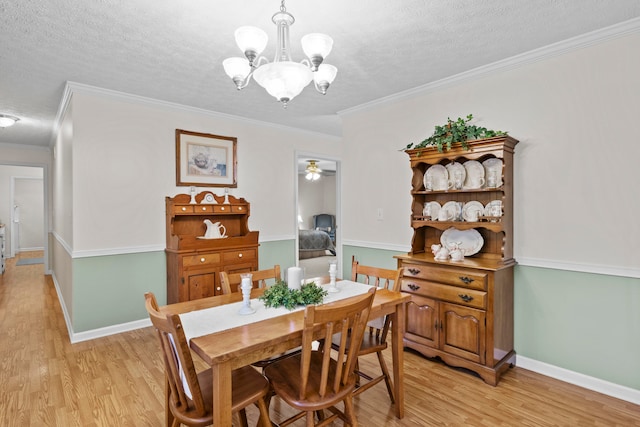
[441,227,484,256]
[484,200,503,217]
[482,158,503,188]
[463,160,485,189]
[424,164,448,191]
[441,201,463,221]
[462,201,484,222]
[422,201,441,219]
[445,162,466,188]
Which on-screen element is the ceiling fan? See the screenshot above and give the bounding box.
[305,160,322,181]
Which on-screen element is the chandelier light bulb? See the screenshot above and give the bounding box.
[313,64,338,94]
[234,26,268,65]
[222,57,251,88]
[301,33,333,70]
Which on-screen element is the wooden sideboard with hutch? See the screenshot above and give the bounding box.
[395,136,518,385]
[165,191,258,304]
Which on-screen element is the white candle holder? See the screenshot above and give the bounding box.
[223,187,230,204]
[328,261,339,293]
[238,273,255,315]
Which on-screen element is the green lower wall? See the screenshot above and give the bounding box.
[514,266,639,390]
[72,251,167,332]
[67,241,639,391]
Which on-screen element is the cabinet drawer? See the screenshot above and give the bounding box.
[194,205,213,213]
[182,253,222,268]
[223,248,257,265]
[401,279,486,309]
[403,264,487,290]
[213,205,232,213]
[232,205,247,213]
[173,205,194,214]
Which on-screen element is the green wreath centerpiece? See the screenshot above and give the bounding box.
[259,280,328,310]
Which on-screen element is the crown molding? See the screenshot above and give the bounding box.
[339,17,640,117]
[62,81,341,142]
[0,142,51,152]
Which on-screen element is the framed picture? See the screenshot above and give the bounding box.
[176,129,237,187]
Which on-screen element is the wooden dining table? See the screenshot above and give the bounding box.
[158,276,411,426]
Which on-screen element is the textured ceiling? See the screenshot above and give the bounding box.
[1,0,639,147]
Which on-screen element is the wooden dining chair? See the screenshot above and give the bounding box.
[341,256,404,403]
[144,292,271,427]
[219,265,281,295]
[264,287,376,427]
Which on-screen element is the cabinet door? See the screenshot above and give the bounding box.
[405,294,439,348]
[184,270,220,300]
[440,302,486,364]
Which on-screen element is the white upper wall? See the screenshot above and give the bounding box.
[341,31,640,272]
[68,90,342,253]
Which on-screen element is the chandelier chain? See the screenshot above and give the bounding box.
[280,0,286,13]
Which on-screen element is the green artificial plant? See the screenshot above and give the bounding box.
[404,114,507,152]
[259,280,328,310]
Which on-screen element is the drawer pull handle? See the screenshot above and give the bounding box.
[238,253,243,258]
[238,207,243,211]
[221,207,226,211]
[200,257,206,263]
[181,207,187,211]
[407,283,420,291]
[459,276,474,284]
[458,294,474,302]
[202,207,207,211]
[408,268,421,275]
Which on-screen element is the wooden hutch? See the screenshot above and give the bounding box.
[165,191,259,304]
[395,136,518,385]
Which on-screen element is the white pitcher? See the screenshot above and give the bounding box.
[203,219,226,238]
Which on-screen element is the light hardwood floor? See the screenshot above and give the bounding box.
[1,252,639,426]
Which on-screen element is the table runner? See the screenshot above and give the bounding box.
[180,280,373,342]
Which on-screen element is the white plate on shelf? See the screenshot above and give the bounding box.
[441,227,484,256]
[424,164,448,191]
[445,162,466,187]
[441,201,463,221]
[422,201,441,219]
[484,200,503,217]
[462,201,484,222]
[482,158,503,188]
[463,160,485,189]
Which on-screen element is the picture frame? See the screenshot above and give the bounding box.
[176,129,237,187]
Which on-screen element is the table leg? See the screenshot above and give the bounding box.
[391,303,405,419]
[212,361,233,426]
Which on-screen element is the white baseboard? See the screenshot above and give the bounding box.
[70,318,151,343]
[516,355,640,405]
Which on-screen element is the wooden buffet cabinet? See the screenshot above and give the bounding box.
[395,136,518,385]
[165,191,259,304]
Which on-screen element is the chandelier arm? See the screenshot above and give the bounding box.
[300,59,311,68]
[254,56,269,68]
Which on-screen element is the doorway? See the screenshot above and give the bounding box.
[0,164,48,270]
[295,153,341,278]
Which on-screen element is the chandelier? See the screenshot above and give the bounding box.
[305,160,322,181]
[222,0,337,108]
